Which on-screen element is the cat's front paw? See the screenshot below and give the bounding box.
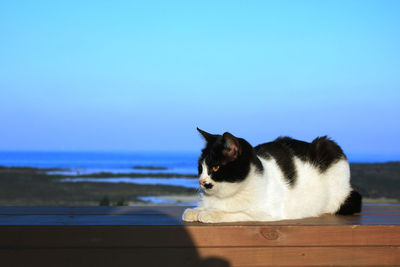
[198,210,225,223]
[182,208,200,222]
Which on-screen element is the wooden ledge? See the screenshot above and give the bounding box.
[1,204,399,267]
[0,204,399,225]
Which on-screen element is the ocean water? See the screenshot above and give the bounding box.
[1,150,399,176]
[1,150,399,172]
[0,150,398,171]
[0,151,198,175]
[60,177,199,188]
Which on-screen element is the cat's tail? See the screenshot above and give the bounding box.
[336,190,362,215]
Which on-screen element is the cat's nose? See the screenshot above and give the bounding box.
[200,179,213,189]
[204,183,213,189]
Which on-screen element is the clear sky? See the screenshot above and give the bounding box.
[0,1,399,159]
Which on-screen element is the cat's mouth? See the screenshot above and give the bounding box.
[200,181,214,193]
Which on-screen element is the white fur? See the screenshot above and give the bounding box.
[182,156,351,223]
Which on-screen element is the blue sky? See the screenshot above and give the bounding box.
[0,1,399,159]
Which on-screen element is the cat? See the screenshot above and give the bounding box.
[182,128,362,223]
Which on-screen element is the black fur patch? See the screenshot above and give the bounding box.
[198,133,263,183]
[336,190,362,215]
[198,163,203,176]
[254,140,298,185]
[254,136,346,185]
[309,136,346,171]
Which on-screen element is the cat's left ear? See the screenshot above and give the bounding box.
[197,128,217,143]
[222,132,241,162]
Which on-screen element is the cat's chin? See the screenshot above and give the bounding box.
[201,188,215,196]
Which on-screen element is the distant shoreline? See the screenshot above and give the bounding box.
[0,165,197,178]
[132,165,168,170]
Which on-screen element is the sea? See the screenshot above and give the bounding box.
[0,151,198,175]
[0,150,397,173]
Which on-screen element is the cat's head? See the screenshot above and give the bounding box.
[196,128,261,197]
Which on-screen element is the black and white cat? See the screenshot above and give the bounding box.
[182,128,361,223]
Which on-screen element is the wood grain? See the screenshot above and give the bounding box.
[1,247,399,267]
[0,225,399,248]
[0,205,399,267]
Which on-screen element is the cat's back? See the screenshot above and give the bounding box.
[254,136,351,217]
[254,136,347,185]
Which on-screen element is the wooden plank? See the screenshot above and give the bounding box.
[359,204,400,214]
[0,225,399,248]
[0,205,398,267]
[0,206,187,215]
[1,213,400,225]
[1,204,398,216]
[0,205,399,217]
[186,225,400,247]
[196,247,400,266]
[1,247,399,267]
[0,215,182,226]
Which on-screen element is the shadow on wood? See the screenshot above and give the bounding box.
[0,205,399,266]
[0,206,230,267]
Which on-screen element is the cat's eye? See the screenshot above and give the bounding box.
[212,166,220,172]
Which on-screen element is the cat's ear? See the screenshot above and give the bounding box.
[222,132,241,162]
[197,128,217,143]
